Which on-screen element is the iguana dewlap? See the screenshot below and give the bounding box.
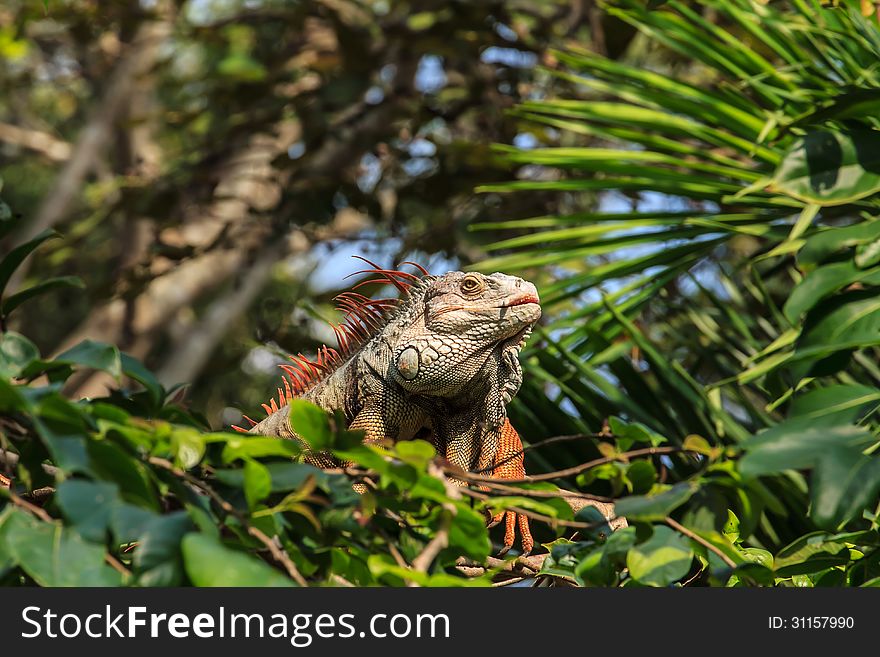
[237,258,540,554]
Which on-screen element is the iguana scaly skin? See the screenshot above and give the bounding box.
[238,258,540,554]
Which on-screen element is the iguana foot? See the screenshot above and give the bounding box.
[491,509,534,556]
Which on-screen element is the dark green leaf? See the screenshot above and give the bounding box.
[626,526,694,587]
[740,418,875,477]
[0,229,58,298]
[788,384,880,426]
[3,509,122,586]
[55,480,120,542]
[1,276,83,316]
[614,482,698,521]
[774,532,850,577]
[811,448,880,529]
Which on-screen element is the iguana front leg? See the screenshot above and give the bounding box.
[488,418,533,555]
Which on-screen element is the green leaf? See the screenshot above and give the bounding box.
[120,353,164,407]
[740,417,875,477]
[783,261,880,322]
[88,440,160,511]
[2,509,122,586]
[0,331,39,378]
[770,129,880,206]
[626,526,694,587]
[55,479,121,542]
[221,436,301,462]
[614,482,699,521]
[243,458,272,508]
[133,512,194,587]
[0,229,58,298]
[0,507,16,575]
[774,532,850,577]
[793,289,880,372]
[1,276,83,316]
[288,399,332,450]
[799,219,880,268]
[54,340,122,379]
[447,506,491,561]
[625,460,658,494]
[788,384,880,427]
[170,427,206,469]
[811,448,880,530]
[181,533,296,586]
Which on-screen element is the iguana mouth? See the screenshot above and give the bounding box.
[502,294,540,308]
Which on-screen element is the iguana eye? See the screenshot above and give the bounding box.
[460,275,483,295]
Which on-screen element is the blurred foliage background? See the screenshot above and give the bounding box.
[3,0,880,587]
[1,0,613,427]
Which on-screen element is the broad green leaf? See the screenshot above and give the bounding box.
[627,526,694,587]
[170,427,206,469]
[799,219,880,268]
[221,436,301,462]
[181,533,296,586]
[55,479,121,542]
[447,505,492,561]
[625,460,658,494]
[774,532,850,577]
[0,507,15,574]
[770,129,880,206]
[395,439,435,466]
[0,331,39,378]
[288,399,332,450]
[575,545,617,586]
[88,440,160,511]
[614,482,698,521]
[54,340,121,379]
[133,512,194,587]
[740,417,874,477]
[243,458,272,508]
[788,384,880,426]
[783,261,880,322]
[3,509,122,586]
[792,289,880,371]
[810,448,880,530]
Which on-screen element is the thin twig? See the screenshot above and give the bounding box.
[459,487,616,530]
[104,553,131,577]
[665,516,737,569]
[377,527,410,571]
[446,446,686,485]
[475,478,613,503]
[493,576,526,587]
[148,456,308,586]
[411,512,451,575]
[9,489,52,522]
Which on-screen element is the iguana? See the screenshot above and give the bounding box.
[235,257,540,554]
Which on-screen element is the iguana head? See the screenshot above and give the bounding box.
[391,271,541,395]
[422,271,541,342]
